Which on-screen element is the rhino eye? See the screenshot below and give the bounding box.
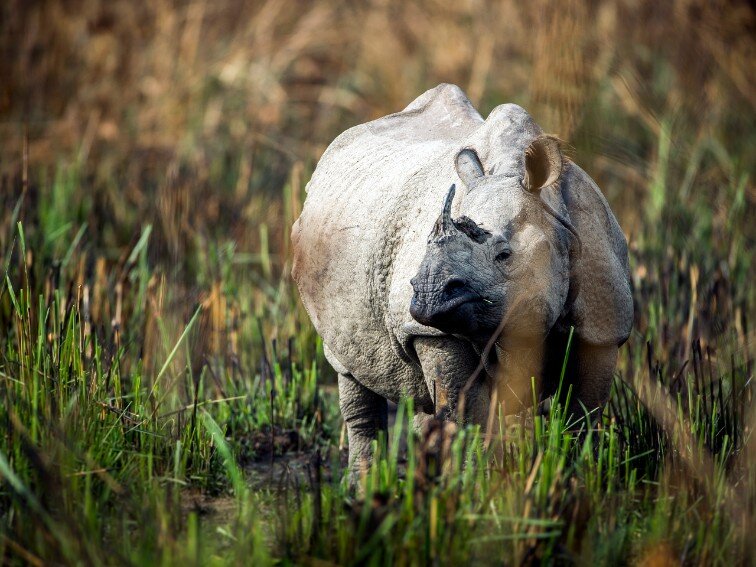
[495,245,512,262]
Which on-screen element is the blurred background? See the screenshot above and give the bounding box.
[3,0,753,244]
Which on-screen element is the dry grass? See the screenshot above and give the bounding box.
[3,1,753,227]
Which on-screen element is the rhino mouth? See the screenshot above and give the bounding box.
[434,293,481,312]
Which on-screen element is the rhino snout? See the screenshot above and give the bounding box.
[409,276,479,328]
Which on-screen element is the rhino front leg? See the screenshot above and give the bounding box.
[338,373,388,477]
[414,337,490,426]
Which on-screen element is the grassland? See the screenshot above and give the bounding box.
[1,1,754,565]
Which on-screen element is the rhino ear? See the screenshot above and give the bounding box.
[455,148,485,187]
[524,136,563,192]
[562,164,634,347]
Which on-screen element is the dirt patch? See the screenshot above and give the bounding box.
[180,488,238,525]
[247,451,328,491]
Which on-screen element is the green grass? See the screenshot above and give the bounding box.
[0,210,337,563]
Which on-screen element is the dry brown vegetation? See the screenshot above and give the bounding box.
[2,0,754,242]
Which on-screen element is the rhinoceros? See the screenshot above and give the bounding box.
[292,84,633,469]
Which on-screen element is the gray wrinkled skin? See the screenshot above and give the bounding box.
[292,84,633,472]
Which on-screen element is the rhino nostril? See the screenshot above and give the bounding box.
[442,277,467,297]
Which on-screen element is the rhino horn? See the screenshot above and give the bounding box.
[441,184,456,233]
[430,184,459,241]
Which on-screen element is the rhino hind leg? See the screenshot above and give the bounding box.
[338,373,388,478]
[568,342,618,421]
[542,334,617,423]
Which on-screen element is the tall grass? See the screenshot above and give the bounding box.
[0,213,334,563]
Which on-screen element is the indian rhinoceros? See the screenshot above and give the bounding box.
[292,84,633,470]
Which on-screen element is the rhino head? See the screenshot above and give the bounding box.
[410,136,579,347]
